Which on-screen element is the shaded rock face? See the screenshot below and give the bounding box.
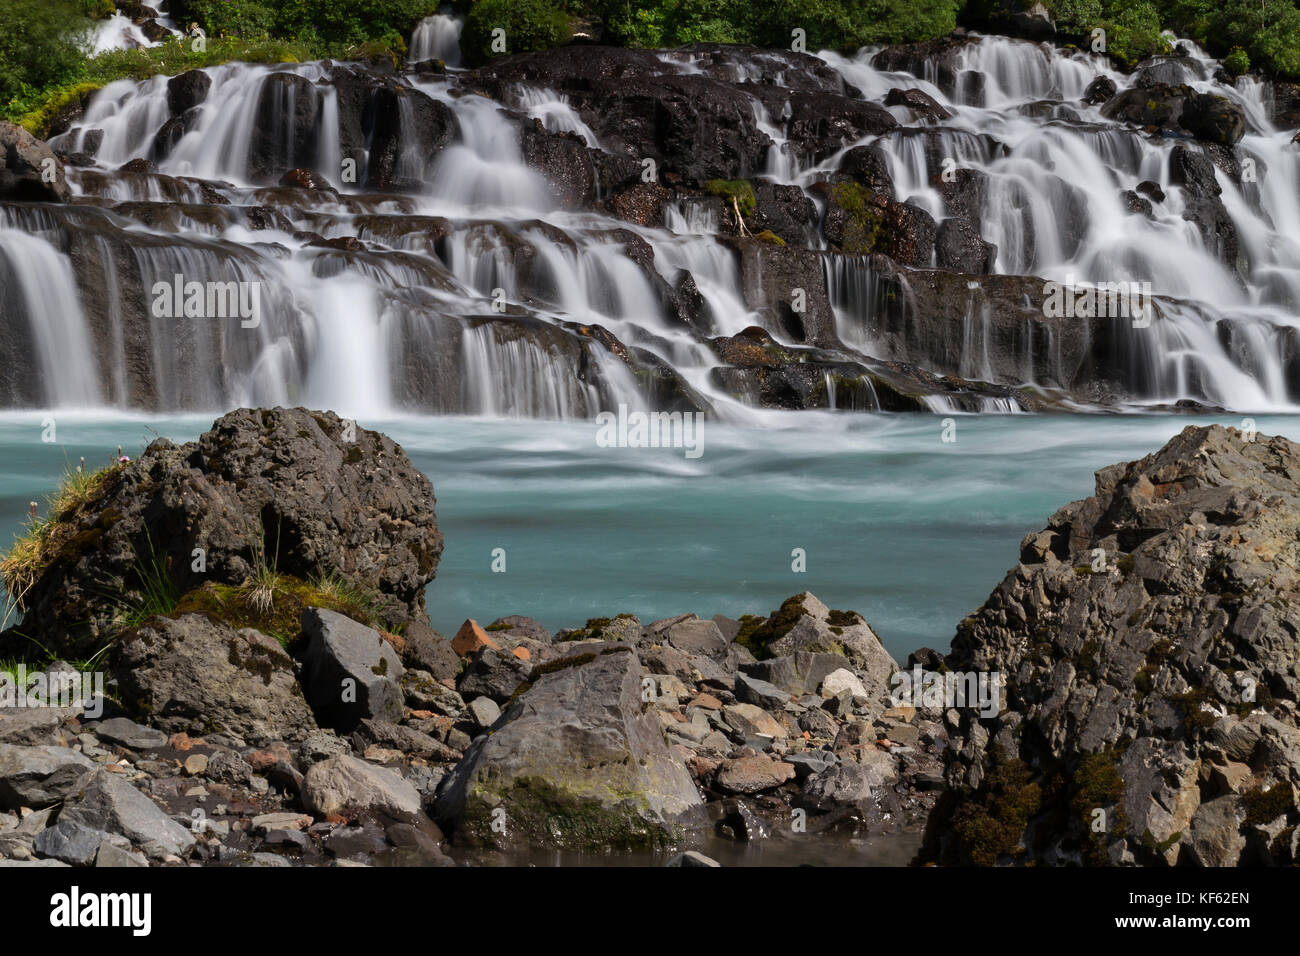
[114,613,318,743]
[470,46,773,183]
[0,122,70,203]
[9,407,442,658]
[435,646,707,850]
[927,425,1300,866]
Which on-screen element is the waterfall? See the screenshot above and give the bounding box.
[410,12,464,67]
[7,31,1300,417]
[0,231,101,408]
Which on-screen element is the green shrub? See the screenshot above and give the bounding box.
[462,0,568,64]
[0,0,89,107]
[1224,45,1250,76]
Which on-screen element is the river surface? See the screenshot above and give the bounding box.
[3,411,1292,658]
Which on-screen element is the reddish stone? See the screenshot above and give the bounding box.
[511,646,531,661]
[246,743,292,771]
[168,732,194,752]
[452,619,499,657]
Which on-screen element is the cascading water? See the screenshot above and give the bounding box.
[7,25,1300,419]
[410,11,464,68]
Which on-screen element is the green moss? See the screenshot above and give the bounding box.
[753,229,785,246]
[704,179,756,217]
[1242,782,1294,827]
[826,182,884,255]
[733,595,811,659]
[1071,750,1128,866]
[172,573,384,650]
[556,613,638,643]
[950,755,1042,866]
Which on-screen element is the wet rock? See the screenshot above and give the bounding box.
[521,121,596,209]
[246,72,321,182]
[885,87,951,121]
[301,608,405,732]
[935,218,996,273]
[666,849,720,867]
[167,70,211,116]
[1082,76,1117,105]
[1180,92,1246,146]
[471,46,772,182]
[436,647,705,850]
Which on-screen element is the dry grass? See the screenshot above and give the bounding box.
[1,462,123,615]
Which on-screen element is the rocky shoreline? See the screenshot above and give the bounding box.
[1,408,1297,867]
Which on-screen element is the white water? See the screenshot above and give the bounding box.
[410,11,463,67]
[7,31,1300,417]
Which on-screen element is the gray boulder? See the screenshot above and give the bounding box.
[436,647,705,850]
[60,770,195,859]
[301,608,405,732]
[931,425,1300,866]
[8,407,442,660]
[0,121,70,202]
[301,754,423,819]
[0,744,96,809]
[114,614,317,742]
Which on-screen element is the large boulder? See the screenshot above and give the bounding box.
[927,425,1300,866]
[246,72,322,182]
[6,407,442,659]
[435,646,706,850]
[113,613,318,742]
[0,121,70,203]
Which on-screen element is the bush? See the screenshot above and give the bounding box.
[0,0,89,107]
[462,0,568,64]
[1224,45,1250,76]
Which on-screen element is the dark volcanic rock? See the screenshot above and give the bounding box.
[246,72,322,183]
[167,70,212,116]
[470,46,772,183]
[927,425,1300,866]
[7,407,443,659]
